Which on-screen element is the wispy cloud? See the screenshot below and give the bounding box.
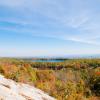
[0,0,100,48]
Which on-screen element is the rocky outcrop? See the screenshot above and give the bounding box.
[0,75,55,100]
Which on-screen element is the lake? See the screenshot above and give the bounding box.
[31,59,65,62]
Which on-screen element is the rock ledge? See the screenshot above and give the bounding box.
[0,75,55,100]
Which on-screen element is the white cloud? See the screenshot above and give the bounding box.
[0,0,100,47]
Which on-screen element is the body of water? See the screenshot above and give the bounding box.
[31,59,65,62]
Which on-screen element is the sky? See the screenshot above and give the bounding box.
[0,0,100,57]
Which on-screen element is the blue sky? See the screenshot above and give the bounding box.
[0,0,100,57]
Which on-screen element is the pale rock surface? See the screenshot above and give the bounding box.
[0,75,56,100]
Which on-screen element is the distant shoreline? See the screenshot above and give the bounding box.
[0,54,100,59]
